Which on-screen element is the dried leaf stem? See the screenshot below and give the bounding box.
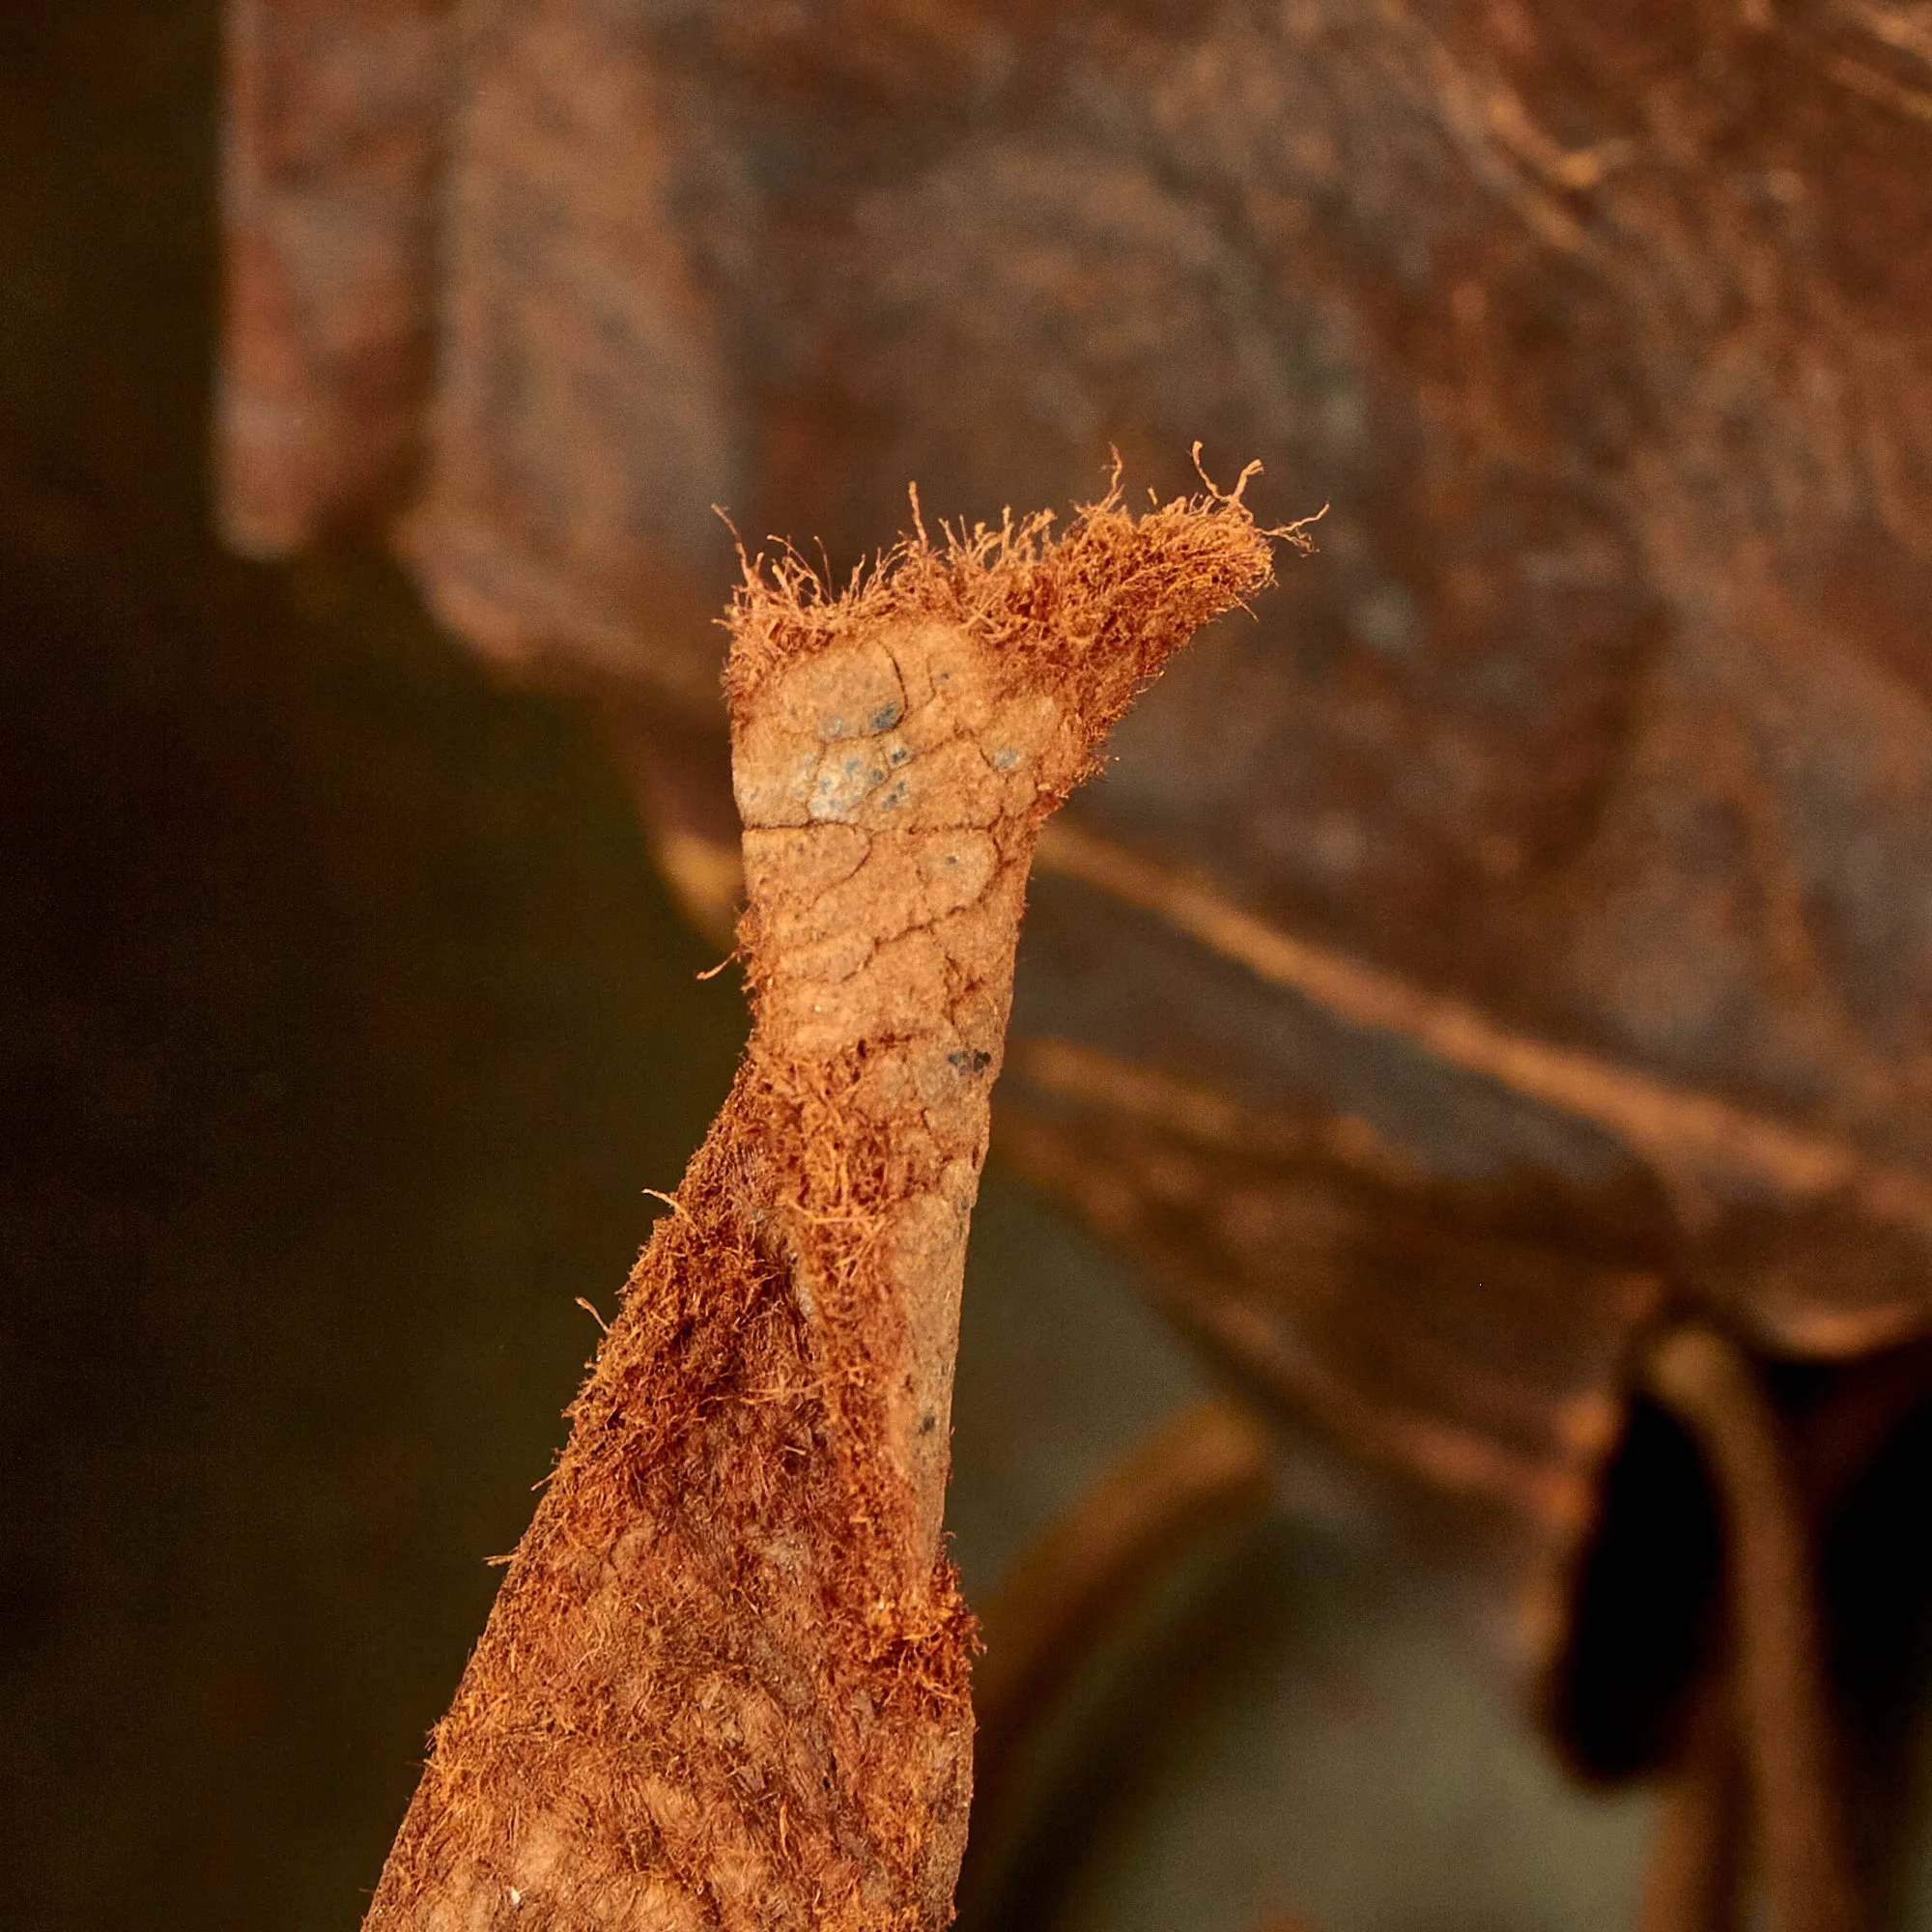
[359,476,1278,1931]
[1645,1326,1863,1932]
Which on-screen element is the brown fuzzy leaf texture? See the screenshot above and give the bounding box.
[359,478,1282,1932]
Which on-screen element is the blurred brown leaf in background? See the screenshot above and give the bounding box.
[217,0,1932,1924]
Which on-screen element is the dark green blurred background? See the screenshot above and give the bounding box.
[2,8,738,1918]
[0,9,1761,1928]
